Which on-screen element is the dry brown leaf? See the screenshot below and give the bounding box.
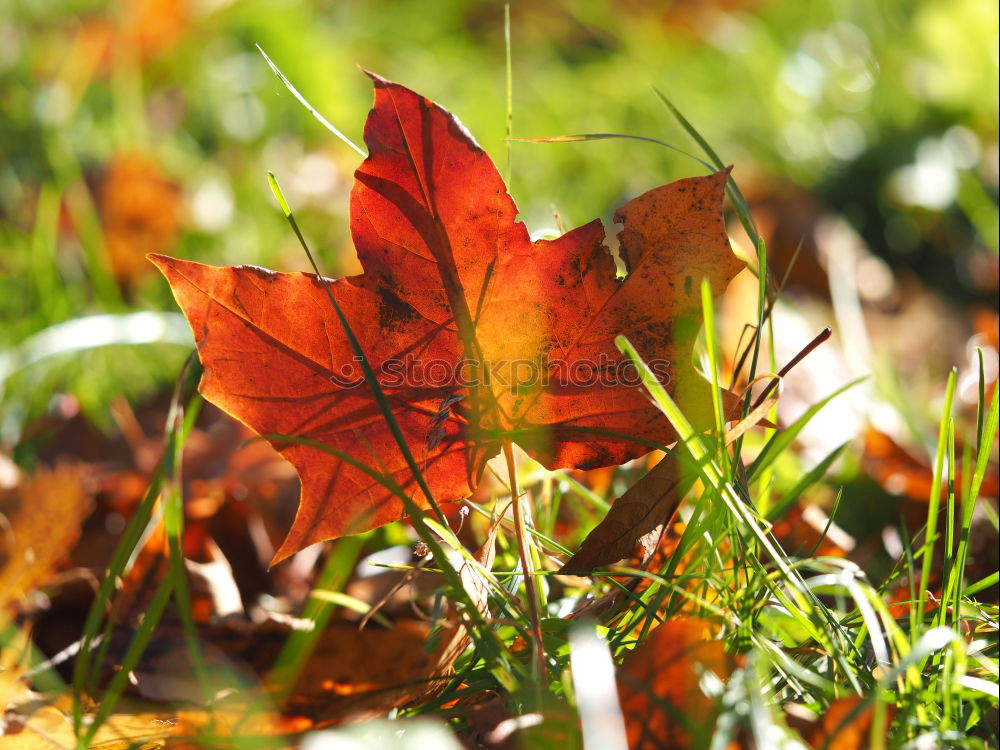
[280,618,440,723]
[165,709,311,750]
[73,0,191,75]
[617,616,732,750]
[451,691,515,750]
[560,455,685,573]
[562,520,698,623]
[281,523,498,723]
[771,503,852,560]
[559,390,770,576]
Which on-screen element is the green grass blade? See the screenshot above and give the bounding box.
[964,571,999,598]
[651,87,759,247]
[45,140,126,311]
[514,133,712,171]
[615,335,856,678]
[28,183,70,326]
[806,488,844,561]
[161,360,211,701]
[976,347,986,451]
[256,46,366,158]
[732,237,769,503]
[952,371,1000,615]
[308,589,394,627]
[766,440,851,522]
[504,3,513,187]
[700,277,729,479]
[950,444,974,622]
[79,576,174,748]
[72,466,163,730]
[73,358,201,738]
[967,364,999,511]
[916,369,957,626]
[747,378,865,484]
[651,89,725,168]
[549,470,611,513]
[0,624,66,695]
[937,418,957,632]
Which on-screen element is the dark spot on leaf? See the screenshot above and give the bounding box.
[375,284,419,334]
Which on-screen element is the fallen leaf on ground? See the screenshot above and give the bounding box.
[784,696,890,750]
[279,618,438,723]
[0,703,174,750]
[617,616,732,749]
[279,522,497,722]
[0,466,92,613]
[451,691,515,750]
[863,426,999,502]
[99,153,182,283]
[559,453,688,573]
[152,73,743,563]
[166,709,309,750]
[75,0,192,76]
[771,502,853,559]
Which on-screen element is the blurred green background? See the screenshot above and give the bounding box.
[1,0,997,451]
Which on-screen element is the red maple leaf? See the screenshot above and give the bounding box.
[152,73,743,563]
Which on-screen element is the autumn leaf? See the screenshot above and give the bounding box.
[560,388,777,574]
[283,521,497,722]
[0,467,92,612]
[784,697,891,750]
[75,0,192,75]
[771,502,854,559]
[559,453,690,573]
[862,425,999,502]
[151,72,743,563]
[0,703,175,750]
[99,153,182,283]
[617,616,732,749]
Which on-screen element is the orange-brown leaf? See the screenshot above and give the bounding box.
[281,619,441,722]
[0,467,92,612]
[862,426,999,502]
[617,617,732,750]
[152,73,743,562]
[785,697,890,750]
[99,153,181,282]
[283,526,496,722]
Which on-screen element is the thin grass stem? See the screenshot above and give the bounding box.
[503,440,546,681]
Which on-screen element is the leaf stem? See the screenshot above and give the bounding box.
[503,440,546,680]
[751,326,832,411]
